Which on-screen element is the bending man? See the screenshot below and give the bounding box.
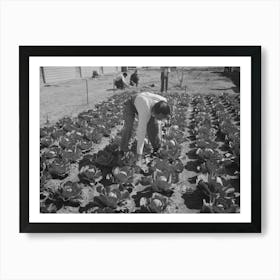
[130,69,139,87]
[120,92,171,165]
[113,72,129,89]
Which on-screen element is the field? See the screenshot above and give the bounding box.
[40,68,240,213]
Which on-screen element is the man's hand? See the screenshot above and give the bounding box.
[132,154,143,173]
[136,154,143,167]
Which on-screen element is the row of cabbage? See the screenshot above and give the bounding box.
[189,93,240,213]
[40,92,191,213]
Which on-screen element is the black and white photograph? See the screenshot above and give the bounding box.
[39,66,241,214]
[20,46,260,232]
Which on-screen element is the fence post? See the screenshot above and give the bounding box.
[40,67,46,84]
[77,67,82,78]
[85,79,89,105]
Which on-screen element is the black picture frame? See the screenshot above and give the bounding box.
[20,46,261,233]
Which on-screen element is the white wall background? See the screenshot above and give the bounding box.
[0,0,279,279]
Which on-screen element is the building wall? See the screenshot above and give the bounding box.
[102,67,120,74]
[40,66,122,84]
[42,67,79,84]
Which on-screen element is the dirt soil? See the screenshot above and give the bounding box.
[40,69,237,126]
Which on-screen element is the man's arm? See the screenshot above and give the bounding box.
[121,76,130,88]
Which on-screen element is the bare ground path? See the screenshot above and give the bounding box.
[167,98,200,213]
[40,69,237,126]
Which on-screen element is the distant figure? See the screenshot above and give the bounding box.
[113,72,129,89]
[160,67,171,93]
[92,70,99,78]
[130,69,139,87]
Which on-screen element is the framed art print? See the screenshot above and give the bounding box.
[20,46,261,233]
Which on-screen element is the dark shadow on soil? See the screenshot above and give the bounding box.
[188,175,197,184]
[229,178,240,192]
[99,177,114,187]
[187,135,196,142]
[189,142,196,149]
[215,131,225,142]
[185,160,200,172]
[224,162,239,176]
[79,201,96,212]
[186,149,198,159]
[182,189,208,210]
[218,144,229,152]
[43,196,81,213]
[133,207,150,213]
